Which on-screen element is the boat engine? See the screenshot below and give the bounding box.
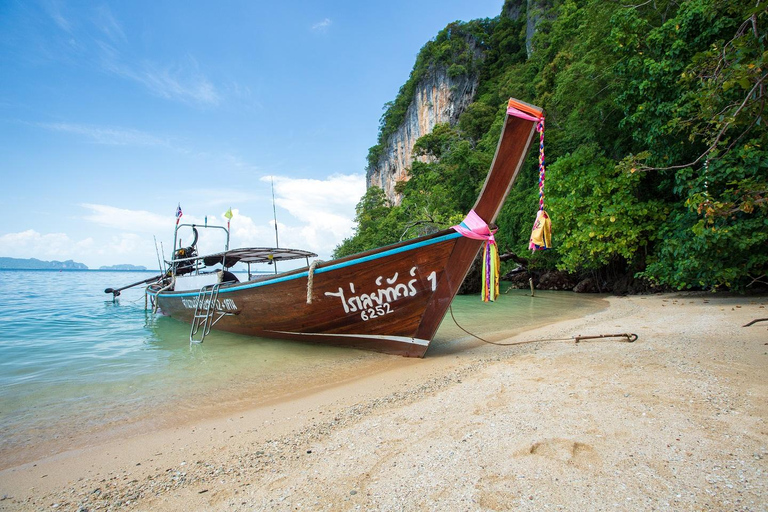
[173,227,198,276]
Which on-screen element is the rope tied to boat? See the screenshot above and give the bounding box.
[307,259,322,304]
[150,277,175,314]
[448,305,637,346]
[452,210,500,302]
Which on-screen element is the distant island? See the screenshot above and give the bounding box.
[0,257,88,270]
[99,264,147,271]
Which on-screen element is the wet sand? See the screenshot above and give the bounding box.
[1,293,766,511]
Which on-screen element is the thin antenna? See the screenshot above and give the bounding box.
[153,236,163,273]
[271,176,279,248]
[160,242,166,274]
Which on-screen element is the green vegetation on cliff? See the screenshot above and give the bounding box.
[337,0,767,293]
[365,18,508,170]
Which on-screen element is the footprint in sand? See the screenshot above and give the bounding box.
[526,438,600,466]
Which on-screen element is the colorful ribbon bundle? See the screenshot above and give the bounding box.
[452,210,500,302]
[529,209,551,250]
[452,101,549,301]
[506,100,551,251]
[506,98,543,122]
[528,118,551,251]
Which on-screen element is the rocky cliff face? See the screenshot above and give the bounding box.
[502,0,552,55]
[366,0,550,206]
[366,69,478,205]
[522,0,553,56]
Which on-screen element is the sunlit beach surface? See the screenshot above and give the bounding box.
[1,271,765,510]
[0,270,603,470]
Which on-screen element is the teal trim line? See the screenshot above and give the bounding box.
[147,231,464,299]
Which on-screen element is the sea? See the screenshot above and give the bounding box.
[0,269,606,468]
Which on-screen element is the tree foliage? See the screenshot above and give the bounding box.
[337,0,768,292]
[334,186,402,258]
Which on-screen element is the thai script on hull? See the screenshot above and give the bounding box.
[181,297,238,311]
[325,266,437,321]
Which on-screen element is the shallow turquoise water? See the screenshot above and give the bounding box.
[0,270,605,464]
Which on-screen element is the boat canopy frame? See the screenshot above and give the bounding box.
[203,247,318,278]
[169,222,317,279]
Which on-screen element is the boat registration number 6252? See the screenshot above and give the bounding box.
[360,303,392,321]
[324,267,437,322]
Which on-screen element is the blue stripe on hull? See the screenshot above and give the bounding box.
[149,231,463,299]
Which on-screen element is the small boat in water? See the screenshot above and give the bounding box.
[135,98,543,357]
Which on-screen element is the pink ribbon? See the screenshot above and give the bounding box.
[452,210,500,302]
[452,210,496,242]
[506,106,542,122]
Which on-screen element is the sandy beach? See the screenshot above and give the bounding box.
[1,293,766,511]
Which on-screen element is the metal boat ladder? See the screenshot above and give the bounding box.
[190,283,221,344]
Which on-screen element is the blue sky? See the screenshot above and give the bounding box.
[0,0,503,269]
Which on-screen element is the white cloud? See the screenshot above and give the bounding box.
[136,58,221,106]
[0,206,204,269]
[81,204,171,233]
[311,18,332,33]
[224,209,273,247]
[167,174,365,259]
[262,173,365,257]
[94,5,126,44]
[92,26,220,107]
[0,174,366,269]
[99,54,220,107]
[91,232,168,269]
[0,228,172,269]
[0,229,94,265]
[38,122,171,146]
[80,204,238,263]
[178,187,259,208]
[43,0,72,33]
[34,4,220,108]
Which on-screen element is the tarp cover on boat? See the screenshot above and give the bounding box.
[202,247,318,267]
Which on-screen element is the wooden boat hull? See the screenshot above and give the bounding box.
[151,231,480,357]
[148,99,543,356]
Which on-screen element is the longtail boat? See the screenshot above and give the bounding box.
[140,98,543,357]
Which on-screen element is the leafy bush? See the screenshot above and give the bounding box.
[341,0,768,292]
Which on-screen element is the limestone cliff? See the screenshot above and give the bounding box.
[365,68,478,205]
[514,0,554,56]
[365,0,551,206]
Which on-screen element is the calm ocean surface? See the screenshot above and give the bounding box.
[0,269,605,466]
